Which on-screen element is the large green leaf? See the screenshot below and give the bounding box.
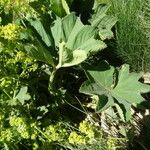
[51,13,106,69]
[96,95,114,113]
[112,65,150,104]
[28,18,53,47]
[80,61,115,96]
[24,41,54,66]
[51,18,62,47]
[56,42,87,68]
[116,100,132,122]
[50,0,71,17]
[51,13,83,46]
[24,18,55,65]
[89,4,117,40]
[80,62,150,120]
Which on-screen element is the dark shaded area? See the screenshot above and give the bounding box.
[71,0,94,24]
[100,36,124,67]
[0,11,13,25]
[128,114,150,150]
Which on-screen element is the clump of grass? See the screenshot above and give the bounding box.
[97,0,150,72]
[139,0,150,72]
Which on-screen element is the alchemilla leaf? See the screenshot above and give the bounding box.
[80,62,150,119]
[112,65,150,104]
[16,87,31,105]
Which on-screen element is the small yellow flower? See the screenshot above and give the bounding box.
[33,142,39,150]
[107,137,117,150]
[9,116,24,126]
[0,129,13,142]
[79,121,95,139]
[68,131,86,145]
[0,23,21,40]
[0,113,4,121]
[9,116,30,139]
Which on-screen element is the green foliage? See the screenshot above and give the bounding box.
[0,0,150,149]
[89,4,117,40]
[98,0,150,72]
[15,86,31,105]
[50,0,71,17]
[24,43,54,66]
[80,62,150,121]
[53,13,106,68]
[67,120,127,150]
[26,11,108,69]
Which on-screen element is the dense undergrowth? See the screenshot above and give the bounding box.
[0,0,150,150]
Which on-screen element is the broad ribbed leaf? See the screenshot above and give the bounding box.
[24,42,54,66]
[61,12,78,42]
[115,103,125,122]
[28,18,53,47]
[90,4,110,26]
[60,50,87,68]
[80,63,150,120]
[51,13,83,46]
[51,18,62,46]
[117,100,132,122]
[50,0,71,17]
[89,4,117,40]
[96,95,114,112]
[56,42,87,68]
[24,18,55,66]
[112,65,150,104]
[80,80,107,96]
[86,61,115,89]
[51,13,106,68]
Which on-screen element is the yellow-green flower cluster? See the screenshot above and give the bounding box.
[68,131,86,145]
[107,137,118,150]
[0,112,5,128]
[31,131,38,140]
[0,113,4,121]
[30,123,39,140]
[0,0,36,13]
[10,51,34,64]
[0,23,21,40]
[79,121,95,139]
[0,129,13,142]
[68,121,96,145]
[107,137,127,150]
[0,77,13,88]
[44,124,68,142]
[9,116,30,139]
[0,42,3,52]
[32,142,39,150]
[5,50,38,78]
[15,51,26,62]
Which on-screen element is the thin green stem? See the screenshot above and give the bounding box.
[3,89,12,100]
[48,68,58,92]
[34,126,51,142]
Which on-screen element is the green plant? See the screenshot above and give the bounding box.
[0,0,150,149]
[23,2,116,92]
[80,61,150,121]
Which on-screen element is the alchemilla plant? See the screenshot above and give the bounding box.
[0,0,150,149]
